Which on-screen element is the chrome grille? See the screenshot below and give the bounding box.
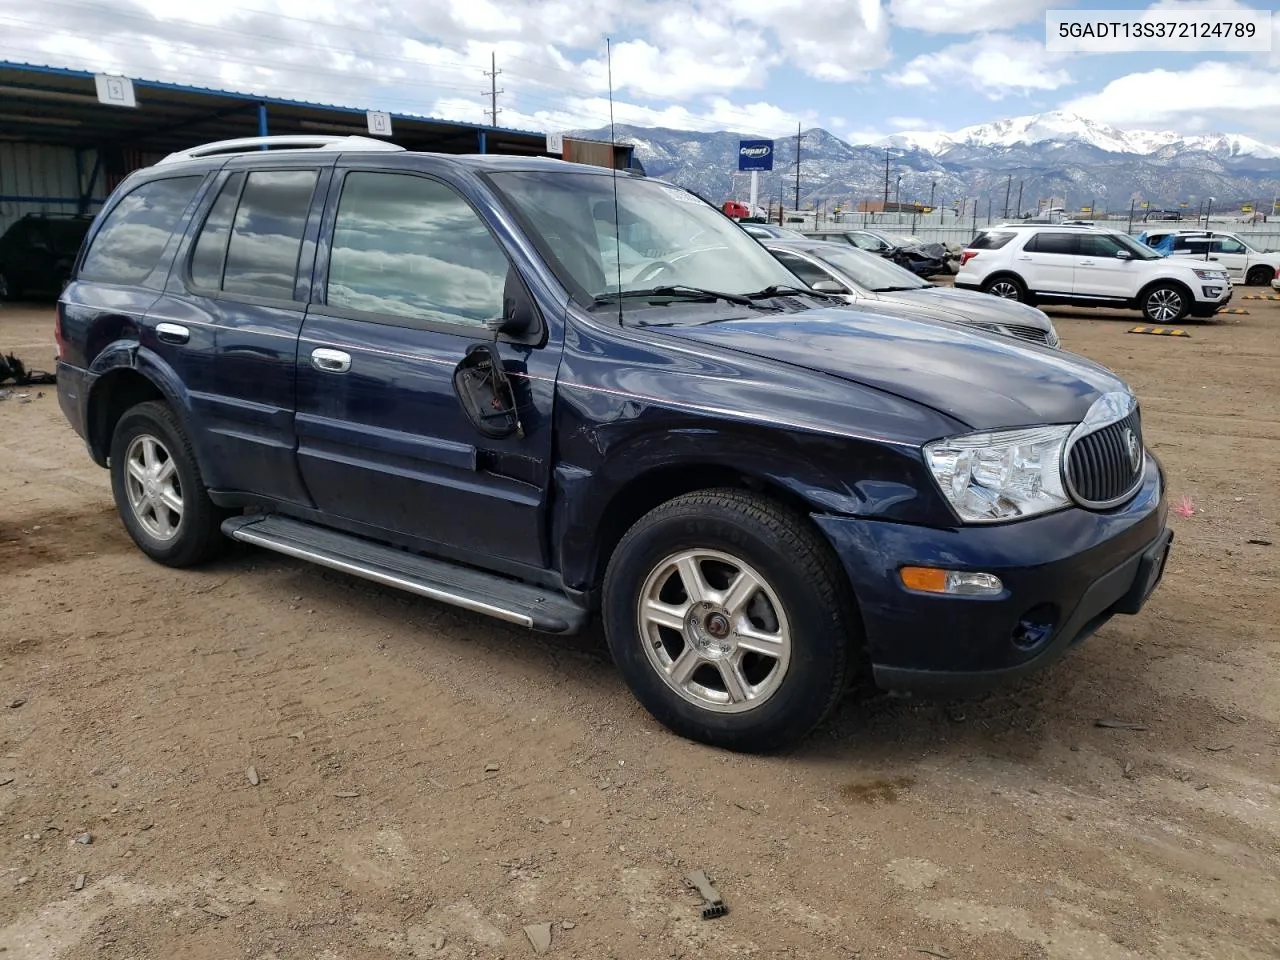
[1000,323,1053,346]
[1066,409,1144,507]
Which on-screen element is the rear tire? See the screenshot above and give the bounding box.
[1245,266,1273,287]
[109,400,228,568]
[601,489,858,752]
[982,275,1028,302]
[1141,284,1190,324]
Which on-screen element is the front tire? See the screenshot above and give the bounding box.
[1245,266,1273,287]
[982,275,1027,302]
[1141,284,1189,324]
[109,401,227,567]
[602,489,858,752]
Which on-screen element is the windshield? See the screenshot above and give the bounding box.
[808,244,930,291]
[1111,233,1163,261]
[488,171,797,304]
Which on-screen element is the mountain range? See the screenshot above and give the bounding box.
[574,112,1280,216]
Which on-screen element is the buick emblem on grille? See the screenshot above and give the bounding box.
[1123,428,1141,470]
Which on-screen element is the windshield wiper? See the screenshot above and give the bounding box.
[743,284,845,301]
[872,285,927,293]
[592,284,755,307]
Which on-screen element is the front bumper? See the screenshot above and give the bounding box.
[813,453,1169,695]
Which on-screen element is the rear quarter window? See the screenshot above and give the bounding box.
[968,231,1015,250]
[79,176,204,285]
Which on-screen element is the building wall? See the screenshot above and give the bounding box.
[0,142,105,235]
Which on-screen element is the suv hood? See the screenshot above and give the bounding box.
[653,306,1124,430]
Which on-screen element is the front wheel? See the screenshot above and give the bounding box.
[109,401,228,567]
[602,489,858,752]
[1245,266,1273,287]
[1141,284,1189,324]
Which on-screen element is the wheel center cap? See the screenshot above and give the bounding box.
[686,602,734,659]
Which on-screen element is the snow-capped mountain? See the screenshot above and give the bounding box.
[873,111,1280,161]
[571,115,1280,216]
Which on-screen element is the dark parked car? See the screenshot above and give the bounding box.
[804,228,947,277]
[56,135,1171,752]
[0,213,93,300]
[740,222,807,240]
[762,238,1060,348]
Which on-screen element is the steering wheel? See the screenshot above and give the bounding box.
[633,260,676,284]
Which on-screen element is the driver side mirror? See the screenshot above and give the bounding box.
[1114,249,1132,260]
[484,267,539,338]
[811,279,849,294]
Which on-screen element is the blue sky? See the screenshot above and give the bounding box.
[1,0,1278,143]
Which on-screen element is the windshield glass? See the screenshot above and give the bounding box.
[808,244,930,291]
[488,171,797,303]
[1111,233,1162,261]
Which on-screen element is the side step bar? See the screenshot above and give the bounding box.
[222,515,588,634]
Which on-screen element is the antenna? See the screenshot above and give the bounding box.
[607,37,623,329]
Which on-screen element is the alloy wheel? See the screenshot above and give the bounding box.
[123,434,184,541]
[637,549,791,714]
[988,280,1021,300]
[1146,288,1183,323]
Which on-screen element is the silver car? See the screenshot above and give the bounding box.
[764,238,1060,348]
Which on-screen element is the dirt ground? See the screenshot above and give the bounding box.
[1,293,1278,960]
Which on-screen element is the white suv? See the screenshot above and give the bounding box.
[1140,229,1280,287]
[955,225,1232,323]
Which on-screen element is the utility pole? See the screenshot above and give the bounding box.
[484,52,504,127]
[882,149,891,208]
[986,195,993,225]
[894,174,902,216]
[929,180,936,212]
[1015,180,1024,218]
[1003,174,1012,219]
[1127,198,1136,234]
[794,123,802,215]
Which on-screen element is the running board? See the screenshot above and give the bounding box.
[221,515,588,634]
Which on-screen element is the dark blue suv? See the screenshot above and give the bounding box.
[55,135,1171,752]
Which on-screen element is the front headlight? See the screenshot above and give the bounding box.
[1193,268,1228,281]
[924,425,1072,523]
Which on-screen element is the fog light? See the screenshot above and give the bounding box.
[1202,285,1222,297]
[899,566,1003,596]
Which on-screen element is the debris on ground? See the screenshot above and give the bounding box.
[1173,495,1196,519]
[246,766,260,786]
[485,762,500,773]
[523,922,553,954]
[73,832,93,845]
[8,698,25,709]
[1247,537,1272,546]
[685,869,728,919]
[73,874,86,891]
[334,791,360,798]
[916,949,952,960]
[1095,719,1148,731]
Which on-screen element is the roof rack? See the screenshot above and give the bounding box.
[158,135,405,165]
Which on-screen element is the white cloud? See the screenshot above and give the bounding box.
[889,0,1060,34]
[888,116,927,129]
[890,34,1073,99]
[1060,62,1280,135]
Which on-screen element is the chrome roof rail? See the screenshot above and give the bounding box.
[158,135,404,165]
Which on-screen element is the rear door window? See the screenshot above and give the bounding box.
[1025,232,1079,256]
[220,170,319,300]
[79,176,204,284]
[1080,234,1127,257]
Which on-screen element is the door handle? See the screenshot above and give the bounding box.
[311,348,352,373]
[155,322,190,345]
[1078,259,1096,265]
[1016,255,1033,261]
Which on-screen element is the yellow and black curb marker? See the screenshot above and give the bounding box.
[1240,294,1280,301]
[1128,326,1191,336]
[1216,308,1250,315]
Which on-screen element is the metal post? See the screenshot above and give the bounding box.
[749,170,759,217]
[257,103,268,148]
[1127,198,1136,234]
[1015,181,1023,219]
[477,130,487,154]
[883,149,890,208]
[929,180,936,212]
[971,198,977,235]
[794,122,801,213]
[1003,174,1012,219]
[986,196,992,225]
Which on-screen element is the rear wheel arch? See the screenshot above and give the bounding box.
[86,368,168,466]
[981,272,1031,302]
[1245,264,1274,286]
